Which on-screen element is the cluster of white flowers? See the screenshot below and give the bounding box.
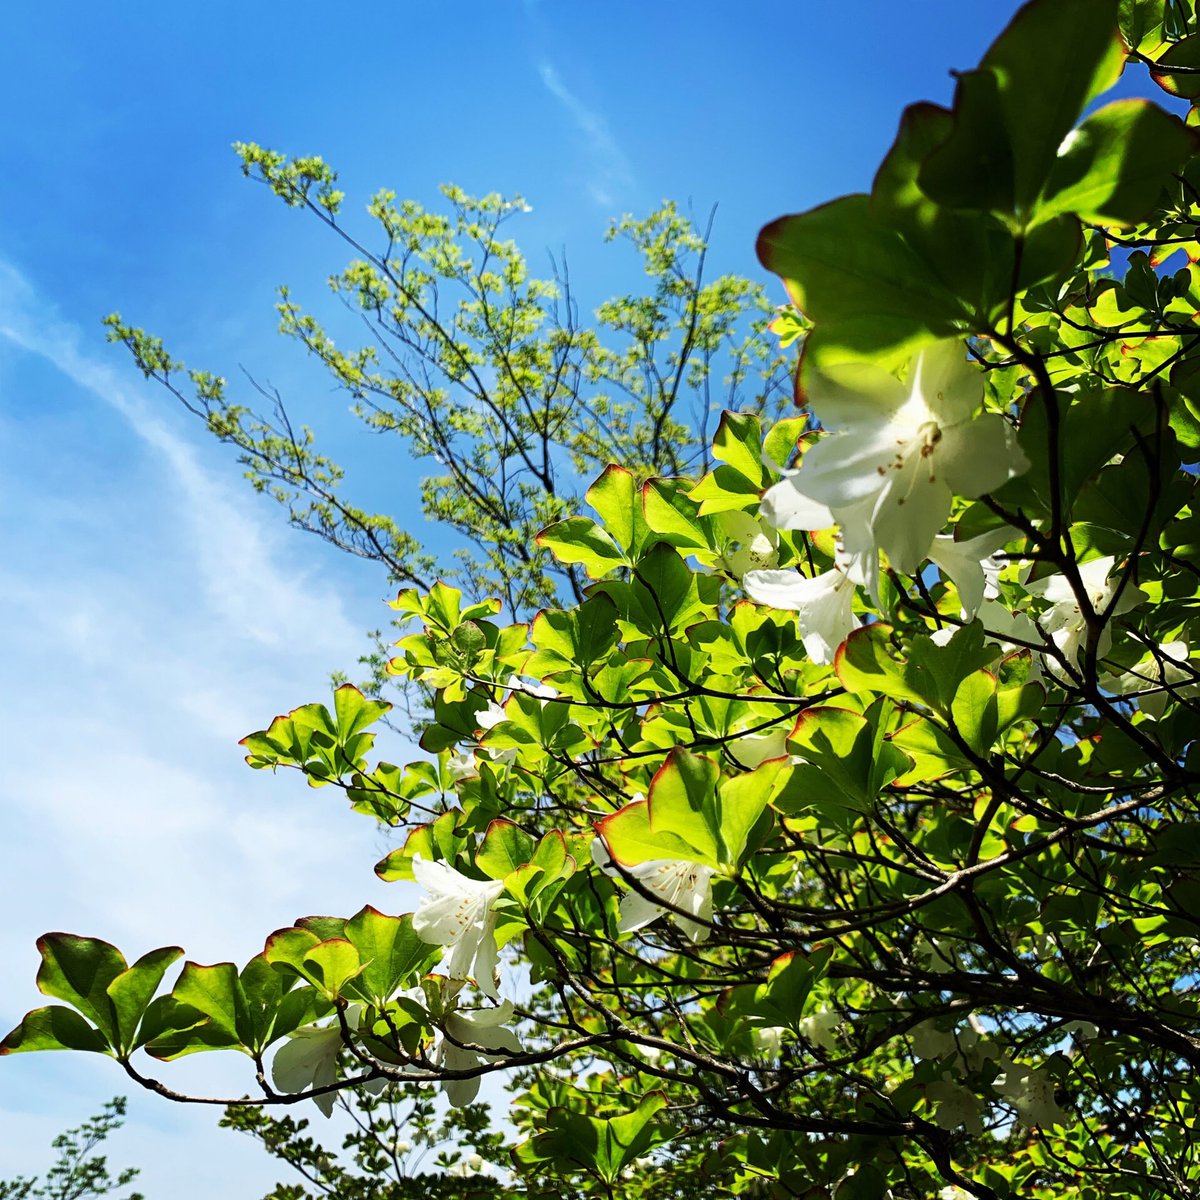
[746,340,1029,663]
[906,1017,1070,1134]
[448,1153,490,1178]
[1103,640,1197,717]
[1025,555,1146,674]
[745,343,1170,702]
[992,1059,1070,1127]
[272,981,520,1113]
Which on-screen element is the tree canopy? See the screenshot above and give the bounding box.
[8,1,1200,1198]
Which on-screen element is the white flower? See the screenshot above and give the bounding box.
[726,726,790,768]
[270,1007,379,1117]
[476,702,508,731]
[927,1076,984,1135]
[444,751,479,782]
[930,598,1043,681]
[764,341,1029,574]
[448,1152,488,1176]
[975,596,1042,651]
[393,1139,412,1154]
[1026,556,1146,671]
[909,1020,959,1061]
[1103,641,1197,718]
[992,1060,1069,1127]
[594,844,716,943]
[744,544,872,664]
[720,510,780,579]
[271,1022,345,1117]
[759,472,835,532]
[411,855,505,999]
[475,701,519,765]
[939,1186,973,1200]
[620,860,716,943]
[752,1025,786,1060]
[433,1001,521,1107]
[797,1008,841,1051]
[928,527,1013,620]
[512,678,558,700]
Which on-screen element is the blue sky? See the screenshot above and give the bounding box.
[0,2,1158,1193]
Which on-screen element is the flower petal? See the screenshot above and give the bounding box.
[929,528,1013,620]
[806,358,908,429]
[939,416,1030,498]
[790,429,906,509]
[760,477,834,532]
[909,339,983,427]
[868,463,952,575]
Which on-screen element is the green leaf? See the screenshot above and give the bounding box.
[505,831,577,912]
[344,908,440,1007]
[1038,100,1198,226]
[140,996,240,1060]
[0,1006,110,1055]
[1149,31,1200,99]
[835,625,929,706]
[752,950,828,1029]
[757,196,964,373]
[301,939,364,1000]
[872,102,1015,310]
[1007,386,1160,521]
[624,542,704,634]
[950,671,1001,757]
[535,517,626,579]
[599,750,723,868]
[263,926,323,974]
[105,945,185,1055]
[688,464,762,514]
[641,478,710,550]
[711,411,766,486]
[373,810,471,883]
[643,750,722,864]
[528,594,620,674]
[906,624,999,713]
[512,1092,672,1184]
[333,683,391,739]
[918,0,1125,223]
[475,819,536,881]
[34,934,128,1046]
[172,961,243,1041]
[586,464,650,556]
[836,1165,889,1200]
[715,758,787,867]
[780,707,911,817]
[1119,0,1168,57]
[762,416,809,472]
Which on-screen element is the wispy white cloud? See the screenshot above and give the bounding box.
[537,62,634,206]
[0,264,421,1194]
[0,262,350,649]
